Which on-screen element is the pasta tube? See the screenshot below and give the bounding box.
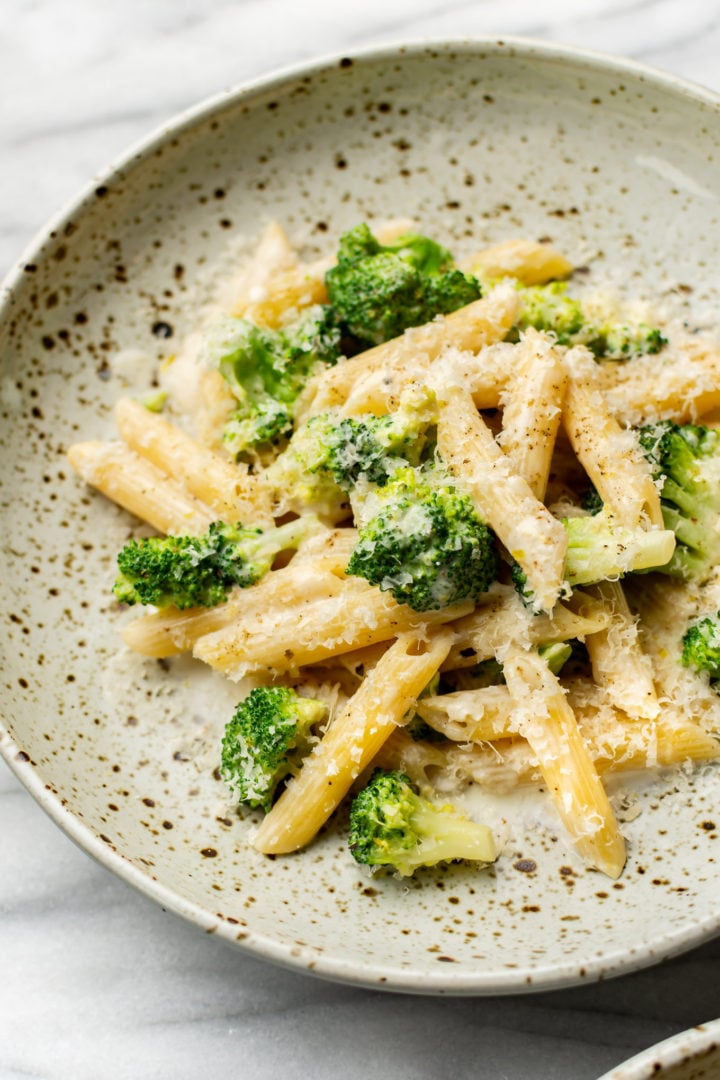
[466,238,573,286]
[562,346,663,529]
[253,628,455,854]
[67,441,216,536]
[193,578,472,678]
[437,387,568,612]
[303,285,520,417]
[597,337,720,426]
[582,580,660,720]
[502,646,626,878]
[442,587,611,670]
[114,397,272,526]
[497,329,567,499]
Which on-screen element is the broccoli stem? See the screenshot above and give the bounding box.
[564,516,676,586]
[242,515,322,566]
[407,803,496,869]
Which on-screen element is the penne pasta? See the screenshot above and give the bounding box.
[194,369,238,451]
[67,440,217,536]
[428,710,720,793]
[253,628,455,854]
[562,346,663,530]
[596,337,720,426]
[114,397,273,526]
[497,329,568,499]
[442,587,611,669]
[417,685,516,743]
[237,260,329,327]
[465,237,573,286]
[582,580,660,720]
[502,646,626,879]
[437,386,568,612]
[302,284,520,417]
[193,579,473,679]
[227,220,299,316]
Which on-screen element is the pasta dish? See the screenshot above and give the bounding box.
[67,220,720,881]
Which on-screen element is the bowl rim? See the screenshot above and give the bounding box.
[2,35,720,995]
[598,1017,720,1079]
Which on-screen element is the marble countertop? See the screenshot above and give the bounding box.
[3,2,720,1077]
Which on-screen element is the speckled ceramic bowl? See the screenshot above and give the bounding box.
[600,1019,720,1079]
[2,39,720,995]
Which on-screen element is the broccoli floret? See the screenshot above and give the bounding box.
[682,613,720,682]
[581,484,604,516]
[515,282,666,360]
[563,511,676,586]
[444,645,570,693]
[512,509,675,603]
[348,769,495,876]
[465,658,505,687]
[221,686,327,810]
[325,224,482,347]
[538,641,573,674]
[404,714,448,743]
[138,389,168,413]
[203,305,342,455]
[591,322,666,361]
[639,420,720,581]
[267,387,438,519]
[516,281,586,345]
[113,516,320,609]
[346,465,499,612]
[319,387,437,489]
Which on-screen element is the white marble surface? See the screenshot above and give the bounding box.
[3,2,720,1077]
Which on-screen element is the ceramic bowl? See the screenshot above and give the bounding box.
[2,39,720,994]
[600,1019,720,1079]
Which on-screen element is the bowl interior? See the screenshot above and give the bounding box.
[2,40,720,993]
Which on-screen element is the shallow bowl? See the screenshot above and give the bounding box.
[2,39,720,994]
[600,1019,720,1079]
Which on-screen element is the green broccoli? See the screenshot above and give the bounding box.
[581,484,604,516]
[403,672,448,742]
[681,613,720,683]
[594,323,667,361]
[464,658,505,686]
[434,644,570,693]
[515,281,666,360]
[538,641,573,675]
[138,389,168,413]
[221,686,327,810]
[512,509,676,603]
[113,515,320,609]
[348,768,495,876]
[266,386,438,519]
[560,638,592,678]
[639,420,720,581]
[346,465,499,612]
[563,511,676,585]
[516,281,586,345]
[203,305,342,455]
[325,224,482,347]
